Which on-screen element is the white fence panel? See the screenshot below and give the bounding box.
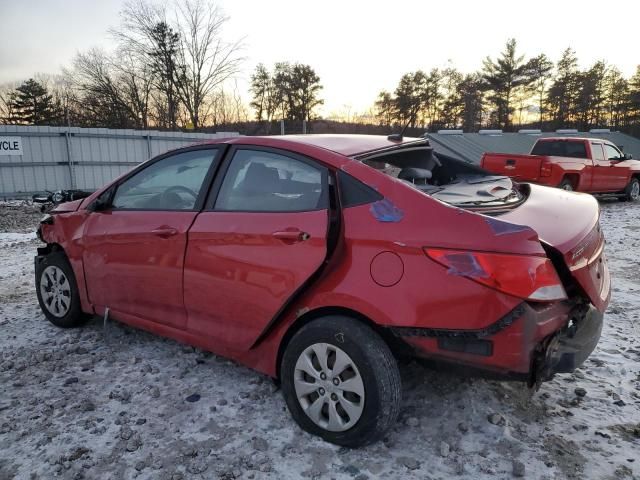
[0,126,239,198]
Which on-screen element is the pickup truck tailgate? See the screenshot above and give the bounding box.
[481,153,543,182]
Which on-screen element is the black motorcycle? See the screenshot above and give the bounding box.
[32,189,93,213]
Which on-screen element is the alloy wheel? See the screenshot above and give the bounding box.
[293,342,365,432]
[39,265,71,318]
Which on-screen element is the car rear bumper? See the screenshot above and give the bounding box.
[390,299,603,385]
[535,303,602,380]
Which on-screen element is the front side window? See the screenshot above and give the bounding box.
[214,149,326,212]
[604,144,623,160]
[112,149,217,210]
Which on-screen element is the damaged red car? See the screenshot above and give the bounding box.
[35,135,610,447]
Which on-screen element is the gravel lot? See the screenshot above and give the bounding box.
[1,199,639,480]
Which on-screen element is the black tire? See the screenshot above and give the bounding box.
[281,316,401,447]
[35,251,89,328]
[558,178,574,191]
[622,177,639,202]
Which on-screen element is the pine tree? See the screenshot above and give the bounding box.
[10,79,59,125]
[527,54,554,127]
[628,66,640,136]
[481,39,534,130]
[546,48,580,128]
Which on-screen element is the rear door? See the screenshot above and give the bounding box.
[83,147,221,329]
[183,146,330,353]
[589,142,609,191]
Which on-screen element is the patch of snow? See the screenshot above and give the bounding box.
[0,231,37,246]
[0,199,638,479]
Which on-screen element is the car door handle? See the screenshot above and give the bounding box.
[272,230,310,242]
[151,226,178,238]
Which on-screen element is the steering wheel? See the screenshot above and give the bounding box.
[160,185,198,208]
[163,185,198,199]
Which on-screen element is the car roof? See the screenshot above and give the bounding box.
[538,137,614,144]
[208,134,425,157]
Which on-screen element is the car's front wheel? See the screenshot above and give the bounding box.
[281,316,401,447]
[35,251,89,328]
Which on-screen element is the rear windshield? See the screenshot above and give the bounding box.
[531,140,587,158]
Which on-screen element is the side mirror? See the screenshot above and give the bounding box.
[88,188,114,212]
[624,153,633,160]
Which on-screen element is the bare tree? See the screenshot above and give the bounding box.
[174,0,244,129]
[0,83,19,123]
[111,0,182,128]
[71,49,139,128]
[113,48,154,128]
[210,81,248,126]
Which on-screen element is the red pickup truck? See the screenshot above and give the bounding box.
[481,137,640,201]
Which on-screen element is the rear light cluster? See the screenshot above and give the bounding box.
[539,161,552,177]
[424,248,567,302]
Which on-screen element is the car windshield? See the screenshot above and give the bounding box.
[360,145,523,210]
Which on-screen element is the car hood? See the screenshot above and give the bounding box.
[51,199,84,213]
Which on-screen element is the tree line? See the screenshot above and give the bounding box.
[0,0,247,130]
[250,62,323,132]
[374,39,640,136]
[0,0,325,133]
[2,21,640,138]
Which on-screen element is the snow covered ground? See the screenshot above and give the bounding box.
[0,199,638,480]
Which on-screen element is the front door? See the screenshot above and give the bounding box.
[603,143,629,190]
[83,147,220,329]
[184,147,330,352]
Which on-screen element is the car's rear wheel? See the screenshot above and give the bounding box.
[559,178,574,191]
[35,251,89,328]
[281,316,401,447]
[622,177,639,202]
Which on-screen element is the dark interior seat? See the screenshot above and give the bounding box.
[398,167,432,184]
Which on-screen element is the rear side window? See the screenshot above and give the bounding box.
[338,171,382,207]
[214,149,327,212]
[564,142,587,158]
[531,140,586,158]
[532,141,565,156]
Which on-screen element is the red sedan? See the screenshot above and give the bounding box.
[35,135,610,447]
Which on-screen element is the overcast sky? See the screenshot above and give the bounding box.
[1,0,639,117]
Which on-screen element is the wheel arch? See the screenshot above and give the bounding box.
[275,306,407,380]
[37,242,67,258]
[560,173,580,189]
[36,241,94,315]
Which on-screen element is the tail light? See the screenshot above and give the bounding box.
[540,161,552,177]
[424,248,567,302]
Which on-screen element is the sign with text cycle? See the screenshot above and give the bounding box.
[0,137,23,156]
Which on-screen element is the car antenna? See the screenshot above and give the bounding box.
[387,113,415,141]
